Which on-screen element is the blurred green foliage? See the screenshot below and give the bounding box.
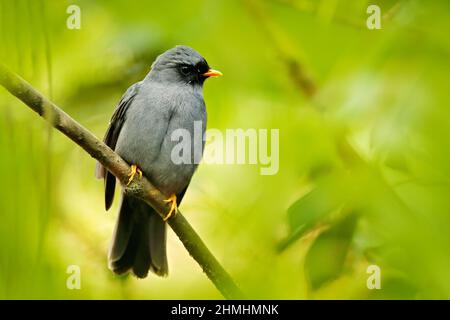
[0,0,450,299]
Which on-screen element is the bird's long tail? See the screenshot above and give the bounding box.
[108,194,168,278]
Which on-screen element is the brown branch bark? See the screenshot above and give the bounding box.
[0,63,243,299]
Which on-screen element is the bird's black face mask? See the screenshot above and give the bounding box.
[149,45,222,86]
[178,61,211,85]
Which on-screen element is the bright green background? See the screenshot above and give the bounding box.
[1,0,449,299]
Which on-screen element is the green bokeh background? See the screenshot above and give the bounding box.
[1,0,449,299]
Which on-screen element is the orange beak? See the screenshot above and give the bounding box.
[202,69,223,77]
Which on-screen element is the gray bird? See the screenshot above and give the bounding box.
[96,45,222,278]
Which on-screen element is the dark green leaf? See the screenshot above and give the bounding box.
[278,171,353,252]
[304,213,358,291]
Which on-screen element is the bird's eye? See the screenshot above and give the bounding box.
[180,66,191,76]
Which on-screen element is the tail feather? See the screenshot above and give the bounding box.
[148,214,168,275]
[131,222,151,278]
[108,195,168,278]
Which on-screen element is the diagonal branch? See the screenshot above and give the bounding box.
[0,63,243,300]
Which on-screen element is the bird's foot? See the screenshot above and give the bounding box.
[127,164,143,186]
[163,194,178,221]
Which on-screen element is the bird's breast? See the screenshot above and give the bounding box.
[147,94,206,195]
[150,95,206,195]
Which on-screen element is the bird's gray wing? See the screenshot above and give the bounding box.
[95,81,142,210]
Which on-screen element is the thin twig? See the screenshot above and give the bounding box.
[245,0,317,98]
[0,63,243,300]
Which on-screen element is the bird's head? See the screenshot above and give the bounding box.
[148,45,222,86]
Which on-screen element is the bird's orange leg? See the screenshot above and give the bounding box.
[163,194,178,221]
[127,164,143,186]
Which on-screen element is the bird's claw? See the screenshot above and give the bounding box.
[163,194,178,221]
[127,164,143,186]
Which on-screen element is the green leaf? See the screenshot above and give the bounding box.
[304,213,358,291]
[287,185,340,231]
[383,152,410,174]
[284,172,351,246]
